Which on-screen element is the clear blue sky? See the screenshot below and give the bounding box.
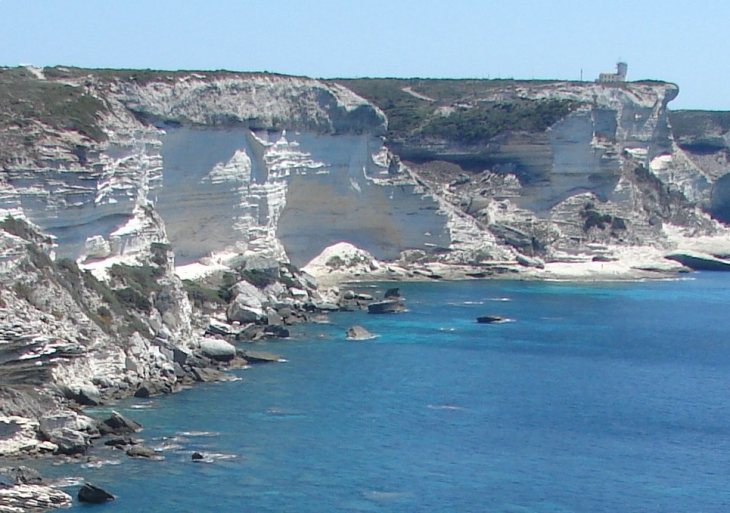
[0,0,726,110]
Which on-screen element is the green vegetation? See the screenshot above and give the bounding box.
[581,204,627,232]
[326,256,345,269]
[0,67,107,143]
[421,99,579,144]
[669,110,730,142]
[150,242,170,267]
[239,269,277,289]
[339,78,581,144]
[0,216,52,244]
[183,280,228,308]
[113,287,152,312]
[96,306,113,329]
[108,264,164,313]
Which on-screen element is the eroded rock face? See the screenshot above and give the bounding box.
[2,69,730,460]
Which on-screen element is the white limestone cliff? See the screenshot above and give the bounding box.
[2,70,730,444]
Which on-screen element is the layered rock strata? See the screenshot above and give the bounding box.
[2,69,730,512]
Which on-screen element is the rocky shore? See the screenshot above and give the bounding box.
[3,67,730,510]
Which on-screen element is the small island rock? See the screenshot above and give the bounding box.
[346,326,374,340]
[78,483,115,503]
[477,315,506,324]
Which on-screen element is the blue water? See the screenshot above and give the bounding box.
[50,274,730,512]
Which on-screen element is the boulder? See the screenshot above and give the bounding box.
[265,308,282,326]
[83,235,111,260]
[48,427,89,455]
[78,483,115,503]
[263,325,290,338]
[75,384,102,406]
[39,410,99,439]
[235,324,264,341]
[199,338,236,362]
[104,437,135,448]
[98,411,142,436]
[172,347,189,366]
[191,451,204,461]
[190,367,226,383]
[206,319,238,337]
[226,300,264,323]
[229,280,269,306]
[134,380,168,398]
[346,326,374,340]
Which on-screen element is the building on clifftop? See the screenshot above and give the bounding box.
[597,61,628,83]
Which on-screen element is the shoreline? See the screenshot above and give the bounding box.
[0,241,719,511]
[307,259,690,289]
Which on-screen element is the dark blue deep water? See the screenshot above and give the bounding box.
[52,274,730,512]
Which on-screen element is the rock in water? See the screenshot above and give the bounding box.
[241,350,283,363]
[192,452,204,461]
[367,299,406,314]
[346,325,374,340]
[477,315,506,324]
[126,445,159,459]
[78,483,115,503]
[384,288,401,299]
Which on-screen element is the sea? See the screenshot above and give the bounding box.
[41,273,730,512]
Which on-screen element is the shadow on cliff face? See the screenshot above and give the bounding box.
[711,173,730,224]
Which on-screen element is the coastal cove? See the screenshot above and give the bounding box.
[33,274,730,512]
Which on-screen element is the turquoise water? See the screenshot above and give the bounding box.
[51,275,730,512]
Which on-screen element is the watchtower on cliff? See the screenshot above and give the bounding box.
[597,62,628,83]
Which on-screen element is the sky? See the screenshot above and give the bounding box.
[0,0,727,110]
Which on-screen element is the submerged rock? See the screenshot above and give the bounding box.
[367,299,406,314]
[126,445,159,459]
[476,315,506,324]
[241,351,282,363]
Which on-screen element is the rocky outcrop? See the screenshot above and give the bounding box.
[0,466,72,512]
[665,251,730,271]
[0,484,72,512]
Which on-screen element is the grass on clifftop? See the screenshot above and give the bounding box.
[0,67,107,143]
[338,78,581,144]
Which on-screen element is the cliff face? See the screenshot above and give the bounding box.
[341,79,714,260]
[4,68,723,275]
[666,111,730,222]
[1,67,729,453]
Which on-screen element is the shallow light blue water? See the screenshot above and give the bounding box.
[49,274,730,512]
